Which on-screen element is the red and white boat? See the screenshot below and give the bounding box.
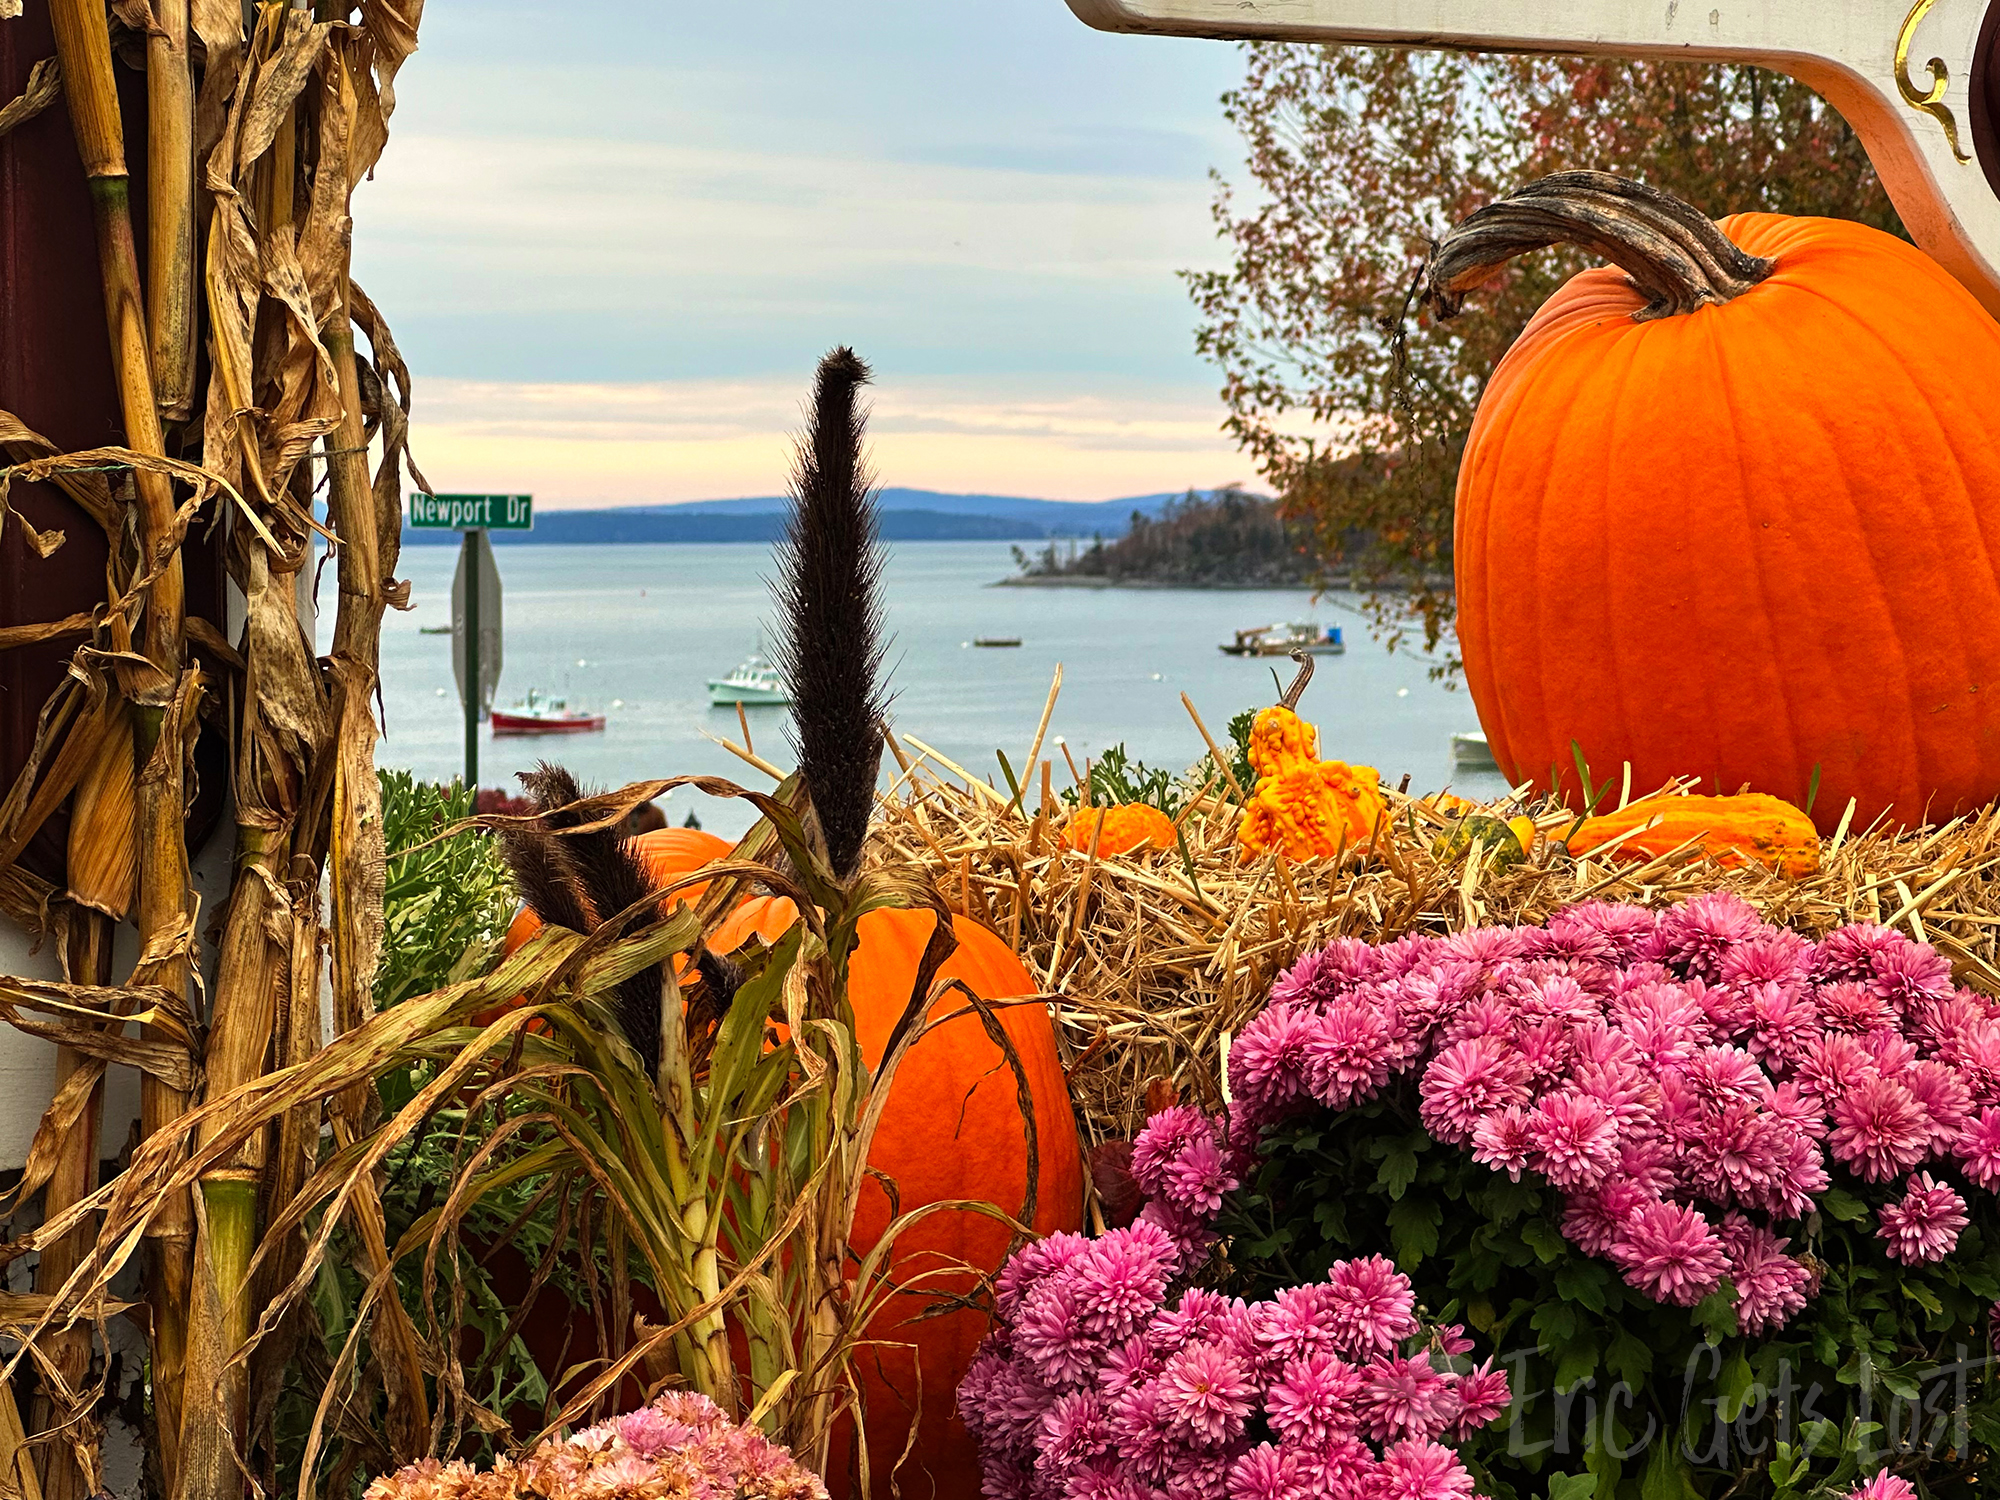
[489,688,606,736]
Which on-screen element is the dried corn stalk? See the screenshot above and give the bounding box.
[0,3,427,1498]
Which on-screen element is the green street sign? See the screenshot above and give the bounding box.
[410,493,533,531]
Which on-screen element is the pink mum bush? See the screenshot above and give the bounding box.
[1218,895,2000,1330]
[961,1180,1511,1500]
[363,1393,827,1500]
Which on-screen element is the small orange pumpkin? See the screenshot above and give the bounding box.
[1566,793,1820,878]
[1433,171,2000,834]
[499,828,1083,1494]
[1065,803,1177,857]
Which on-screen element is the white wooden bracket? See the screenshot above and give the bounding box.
[1068,0,2000,315]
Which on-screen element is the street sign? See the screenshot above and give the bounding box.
[1066,0,2000,317]
[411,493,534,531]
[451,530,502,788]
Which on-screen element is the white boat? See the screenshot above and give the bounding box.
[707,653,791,707]
[1220,620,1345,657]
[1451,731,1499,770]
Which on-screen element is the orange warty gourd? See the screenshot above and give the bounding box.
[1432,172,2000,835]
[1065,803,1177,856]
[500,828,1083,1496]
[1237,703,1387,861]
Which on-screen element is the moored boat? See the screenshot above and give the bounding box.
[707,653,791,707]
[490,688,606,736]
[1220,620,1345,657]
[1451,730,1499,770]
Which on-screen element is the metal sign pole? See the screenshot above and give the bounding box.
[464,527,481,793]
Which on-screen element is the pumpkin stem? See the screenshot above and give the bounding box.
[1422,171,1775,324]
[1278,649,1314,710]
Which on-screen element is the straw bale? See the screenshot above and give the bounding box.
[871,759,2000,1152]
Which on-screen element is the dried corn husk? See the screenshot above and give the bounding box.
[64,708,135,919]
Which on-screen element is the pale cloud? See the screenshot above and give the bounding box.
[348,0,1256,497]
[408,375,1254,505]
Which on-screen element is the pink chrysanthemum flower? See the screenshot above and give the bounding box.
[1830,1074,1935,1183]
[1224,1445,1310,1500]
[1436,924,1536,966]
[994,1230,1089,1316]
[1938,1015,2000,1097]
[1104,1382,1180,1478]
[1868,941,1955,1015]
[1680,1044,1772,1110]
[1470,1106,1536,1182]
[1549,901,1661,964]
[1720,1216,1815,1335]
[1609,1201,1728,1307]
[1844,1472,1918,1500]
[1151,1288,1247,1356]
[1647,892,1764,982]
[1371,1437,1477,1500]
[1251,1283,1340,1369]
[1323,1255,1420,1357]
[1158,1133,1240,1218]
[1906,1060,1973,1150]
[1226,1003,1318,1127]
[1072,1232,1174,1342]
[1720,928,1814,990]
[1817,980,1899,1036]
[1304,998,1397,1110]
[1419,1036,1530,1144]
[1272,940,1382,1009]
[1813,923,1907,985]
[1563,1180,1660,1258]
[1526,1090,1620,1190]
[1265,1352,1365,1446]
[1131,1105,1217,1195]
[1877,1172,1969,1265]
[1794,1032,1882,1109]
[1955,1106,2000,1189]
[1154,1341,1257,1446]
[1448,1361,1514,1437]
[1037,1392,1112,1477]
[1357,1352,1452,1444]
[1744,983,1820,1072]
[1013,1281,1095,1387]
[1612,984,1710,1069]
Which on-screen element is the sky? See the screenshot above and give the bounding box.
[351,1,1256,509]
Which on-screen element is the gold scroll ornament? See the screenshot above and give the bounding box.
[1896,0,1975,162]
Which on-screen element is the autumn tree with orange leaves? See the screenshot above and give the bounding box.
[1188,47,1903,673]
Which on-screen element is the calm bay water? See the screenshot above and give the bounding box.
[377,542,1505,840]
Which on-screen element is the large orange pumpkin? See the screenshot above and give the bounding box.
[1437,172,2000,833]
[501,827,1083,1495]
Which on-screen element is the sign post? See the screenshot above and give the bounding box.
[413,494,532,791]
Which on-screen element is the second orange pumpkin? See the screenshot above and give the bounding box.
[500,828,1083,1497]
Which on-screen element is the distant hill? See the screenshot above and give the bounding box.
[399,487,1204,546]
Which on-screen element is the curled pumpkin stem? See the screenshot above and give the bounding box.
[1278,648,1314,710]
[1423,170,1776,324]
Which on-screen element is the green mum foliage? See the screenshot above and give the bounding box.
[1220,1093,2000,1500]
